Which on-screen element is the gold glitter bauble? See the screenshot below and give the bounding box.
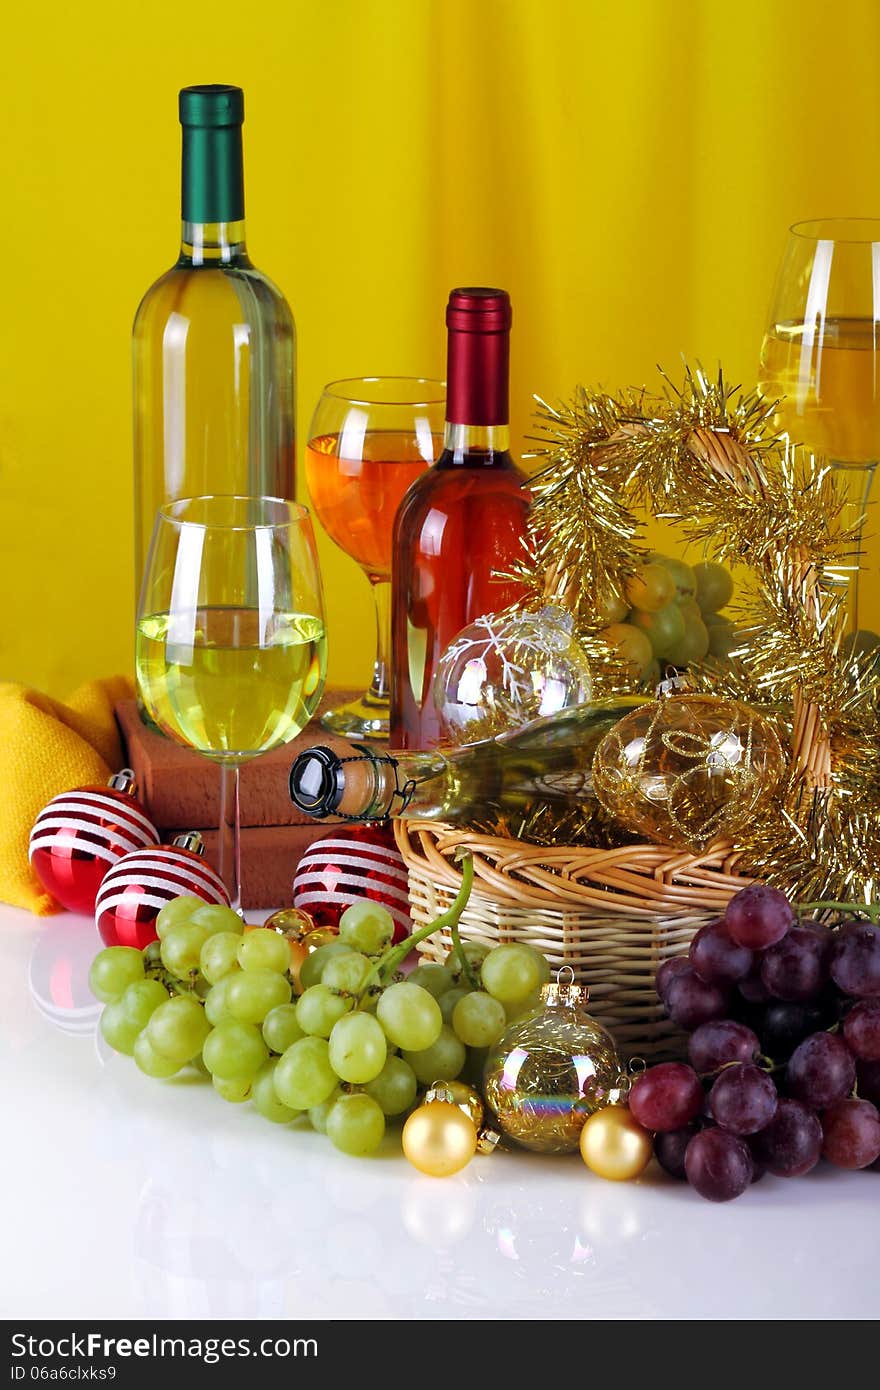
[579,1104,653,1181]
[425,1079,485,1130]
[482,975,620,1154]
[592,686,785,853]
[402,1101,478,1177]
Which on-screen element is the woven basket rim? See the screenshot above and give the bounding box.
[395,818,752,913]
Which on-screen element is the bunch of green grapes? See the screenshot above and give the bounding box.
[89,876,550,1163]
[599,553,738,683]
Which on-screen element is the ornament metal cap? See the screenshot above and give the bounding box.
[540,964,589,1009]
[425,1080,457,1106]
[172,831,205,855]
[425,1079,485,1130]
[476,1127,501,1155]
[108,768,137,795]
[656,671,692,698]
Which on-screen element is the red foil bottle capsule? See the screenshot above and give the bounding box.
[445,287,512,426]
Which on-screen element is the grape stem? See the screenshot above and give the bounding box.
[145,958,194,999]
[359,854,476,996]
[757,1052,781,1074]
[801,900,880,922]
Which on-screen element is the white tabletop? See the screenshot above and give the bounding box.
[2,902,876,1322]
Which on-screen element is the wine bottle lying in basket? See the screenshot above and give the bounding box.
[288,697,644,826]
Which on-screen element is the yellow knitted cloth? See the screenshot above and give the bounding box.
[0,676,134,914]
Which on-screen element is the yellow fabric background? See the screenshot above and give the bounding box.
[2,0,880,697]
[0,677,131,912]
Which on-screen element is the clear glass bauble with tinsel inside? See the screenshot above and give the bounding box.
[482,973,620,1154]
[591,679,786,854]
[433,605,593,744]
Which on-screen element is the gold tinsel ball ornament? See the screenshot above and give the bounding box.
[433,605,593,743]
[592,675,786,854]
[482,968,620,1154]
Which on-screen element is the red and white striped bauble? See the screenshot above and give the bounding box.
[95,832,230,950]
[293,824,412,943]
[29,770,159,914]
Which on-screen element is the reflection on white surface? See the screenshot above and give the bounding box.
[28,916,102,1036]
[3,909,879,1320]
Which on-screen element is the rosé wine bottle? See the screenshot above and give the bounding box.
[390,288,529,748]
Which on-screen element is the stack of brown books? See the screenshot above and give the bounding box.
[115,695,357,910]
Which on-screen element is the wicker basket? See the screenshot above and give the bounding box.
[395,820,752,1060]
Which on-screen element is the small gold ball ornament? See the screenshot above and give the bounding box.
[263,906,317,938]
[402,1100,478,1177]
[579,1104,653,1181]
[261,908,321,983]
[592,676,785,854]
[300,925,337,949]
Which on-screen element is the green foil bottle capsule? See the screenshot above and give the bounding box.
[132,84,296,603]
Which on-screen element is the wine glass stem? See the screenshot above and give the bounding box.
[218,762,242,916]
[368,577,392,702]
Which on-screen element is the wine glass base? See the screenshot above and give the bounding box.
[320,692,390,741]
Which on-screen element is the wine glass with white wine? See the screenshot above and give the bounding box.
[136,496,327,912]
[758,218,880,641]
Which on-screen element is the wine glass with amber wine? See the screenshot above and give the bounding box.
[136,495,327,912]
[305,377,445,739]
[759,219,880,640]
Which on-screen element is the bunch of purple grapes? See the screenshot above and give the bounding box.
[629,884,880,1201]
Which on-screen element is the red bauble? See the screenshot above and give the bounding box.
[293,824,412,942]
[29,770,160,914]
[95,832,230,949]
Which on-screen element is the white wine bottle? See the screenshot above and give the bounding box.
[288,698,645,826]
[133,85,295,596]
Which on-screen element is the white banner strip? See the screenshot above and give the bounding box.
[49,791,157,838]
[305,838,404,863]
[293,870,410,907]
[97,860,226,902]
[30,813,155,853]
[101,850,226,891]
[29,834,139,867]
[296,850,408,882]
[97,882,226,915]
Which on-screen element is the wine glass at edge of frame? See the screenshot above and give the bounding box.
[758,217,880,639]
[305,376,446,740]
[135,494,327,913]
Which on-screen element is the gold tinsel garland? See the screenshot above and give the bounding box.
[513,365,880,901]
